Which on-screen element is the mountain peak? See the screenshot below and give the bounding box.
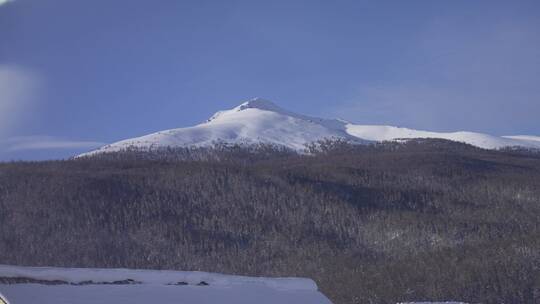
[235,98,284,113]
[206,98,288,123]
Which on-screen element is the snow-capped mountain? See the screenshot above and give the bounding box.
[81,98,540,156]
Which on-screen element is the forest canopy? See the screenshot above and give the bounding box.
[1,139,540,304]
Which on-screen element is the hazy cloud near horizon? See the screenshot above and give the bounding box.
[0,65,40,137]
[0,66,104,160]
[0,136,104,152]
[0,136,105,161]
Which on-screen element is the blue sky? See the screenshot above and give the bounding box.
[1,0,539,160]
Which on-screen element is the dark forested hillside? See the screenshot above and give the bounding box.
[1,140,540,304]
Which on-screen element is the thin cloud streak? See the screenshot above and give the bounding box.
[1,136,105,152]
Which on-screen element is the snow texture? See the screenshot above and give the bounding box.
[80,98,540,156]
[0,265,331,304]
[0,264,316,290]
[0,284,331,304]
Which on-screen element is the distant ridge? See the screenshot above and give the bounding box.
[80,98,540,156]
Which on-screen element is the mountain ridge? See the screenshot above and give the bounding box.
[80,98,540,156]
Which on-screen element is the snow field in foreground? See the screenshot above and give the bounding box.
[0,284,332,304]
[0,264,331,304]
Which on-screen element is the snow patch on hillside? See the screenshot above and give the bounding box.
[503,135,540,144]
[346,125,540,150]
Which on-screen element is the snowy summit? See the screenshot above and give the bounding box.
[80,98,540,156]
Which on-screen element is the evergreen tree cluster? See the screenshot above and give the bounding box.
[1,139,539,303]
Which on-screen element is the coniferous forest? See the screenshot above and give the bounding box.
[1,139,540,304]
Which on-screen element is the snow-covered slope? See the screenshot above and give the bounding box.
[80,98,540,156]
[80,98,360,156]
[345,125,540,150]
[503,135,540,144]
[0,265,332,304]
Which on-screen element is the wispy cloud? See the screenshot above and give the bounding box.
[0,67,104,157]
[0,0,13,7]
[0,65,41,136]
[1,136,105,152]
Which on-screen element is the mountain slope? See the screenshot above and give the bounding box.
[81,98,540,156]
[345,125,538,150]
